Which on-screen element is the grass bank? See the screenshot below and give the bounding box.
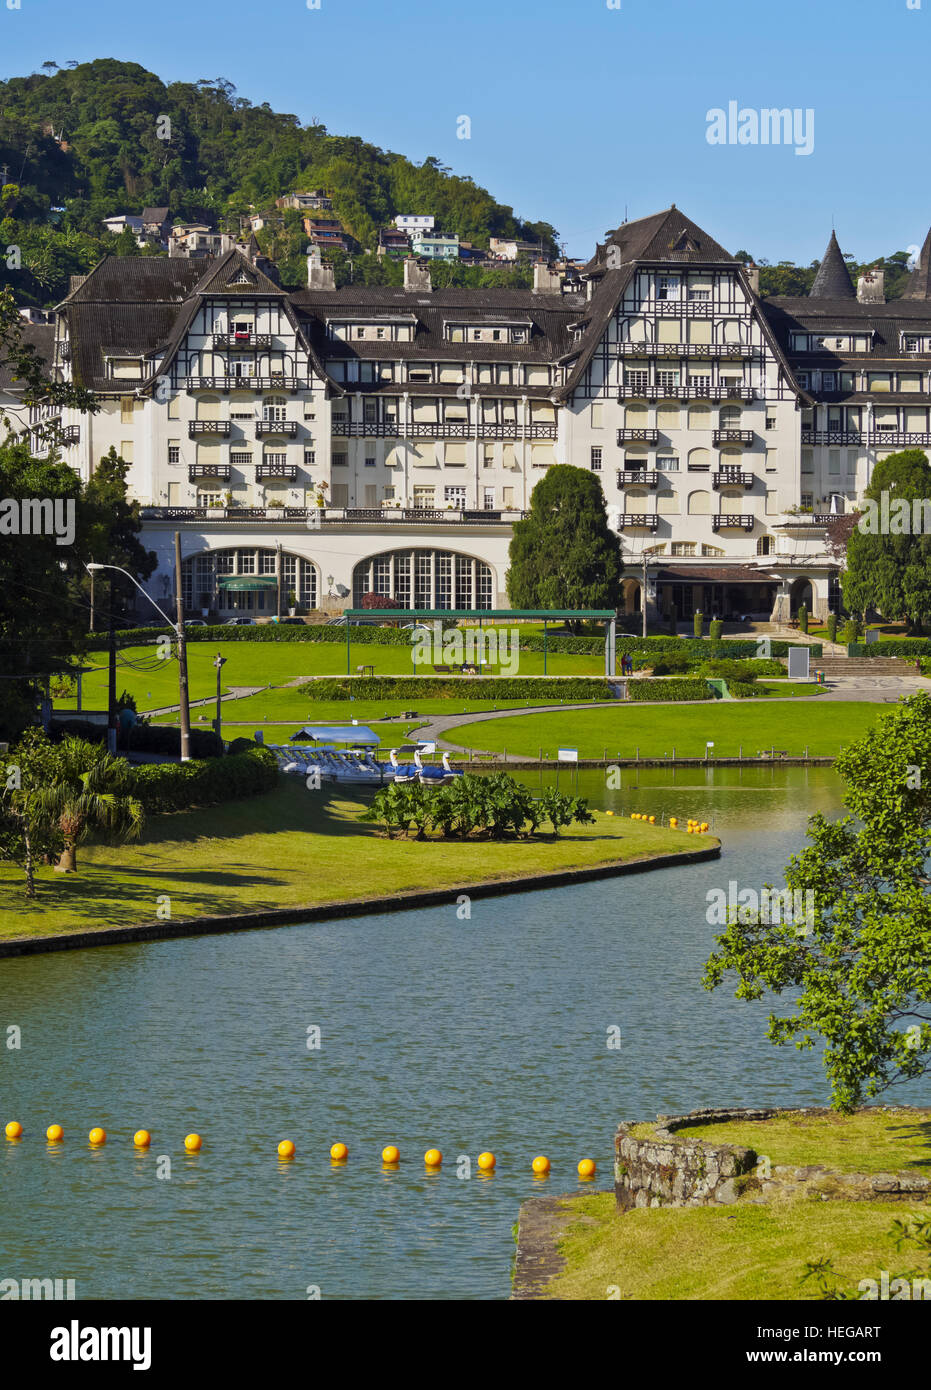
[0,779,716,943]
[443,702,884,760]
[541,1109,931,1299]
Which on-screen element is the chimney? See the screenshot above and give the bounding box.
[403,257,432,293]
[857,267,885,304]
[744,263,760,295]
[307,249,336,291]
[532,261,563,294]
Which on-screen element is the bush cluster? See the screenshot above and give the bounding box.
[124,724,225,758]
[626,679,713,703]
[360,771,594,840]
[126,747,278,814]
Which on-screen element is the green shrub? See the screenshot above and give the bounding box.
[840,619,862,645]
[650,652,695,675]
[859,638,931,657]
[127,747,278,814]
[698,659,759,684]
[797,605,809,634]
[227,736,258,755]
[626,679,713,703]
[709,619,723,641]
[729,681,764,698]
[361,771,594,840]
[124,724,224,758]
[826,614,838,643]
[300,676,617,701]
[693,610,704,638]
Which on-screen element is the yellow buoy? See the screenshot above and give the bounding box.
[5,1121,23,1140]
[648,815,656,824]
[133,1130,151,1149]
[424,1148,442,1167]
[382,1144,400,1164]
[330,1141,348,1161]
[477,1151,496,1171]
[669,817,678,828]
[184,1133,202,1152]
[532,1155,551,1175]
[46,1124,64,1143]
[701,822,709,833]
[605,810,614,817]
[278,1140,296,1160]
[577,1158,597,1178]
[88,1127,106,1146]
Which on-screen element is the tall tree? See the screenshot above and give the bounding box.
[843,449,931,632]
[507,465,622,619]
[703,693,931,1112]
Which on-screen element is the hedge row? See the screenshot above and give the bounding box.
[124,724,225,758]
[626,679,713,703]
[300,676,617,701]
[848,639,931,657]
[126,746,278,814]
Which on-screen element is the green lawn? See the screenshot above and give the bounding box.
[62,640,607,715]
[442,702,884,760]
[0,779,712,941]
[673,1109,931,1176]
[541,1194,920,1301]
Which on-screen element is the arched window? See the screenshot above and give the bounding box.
[687,490,711,515]
[353,549,494,610]
[719,404,742,430]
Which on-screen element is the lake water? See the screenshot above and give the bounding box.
[1,768,923,1300]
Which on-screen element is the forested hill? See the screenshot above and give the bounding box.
[0,58,560,302]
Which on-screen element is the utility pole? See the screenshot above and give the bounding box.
[174,531,192,762]
[107,597,117,755]
[89,567,95,632]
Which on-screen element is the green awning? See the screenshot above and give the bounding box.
[218,576,278,592]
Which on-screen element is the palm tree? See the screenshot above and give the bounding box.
[37,741,144,873]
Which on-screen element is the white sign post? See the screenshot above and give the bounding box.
[557,748,578,763]
[788,646,811,681]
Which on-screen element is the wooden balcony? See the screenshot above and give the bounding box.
[213,333,272,350]
[618,385,754,403]
[802,429,931,448]
[188,420,231,438]
[338,421,557,440]
[59,425,80,444]
[255,420,299,438]
[617,428,659,444]
[616,513,659,531]
[141,506,523,525]
[712,429,754,446]
[187,376,302,392]
[619,343,759,358]
[711,513,753,532]
[188,463,231,481]
[256,461,298,480]
[713,470,754,490]
[617,470,660,488]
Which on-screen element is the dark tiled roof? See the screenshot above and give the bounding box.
[583,206,734,277]
[903,227,931,299]
[762,296,931,362]
[192,247,285,298]
[652,565,776,584]
[141,207,170,224]
[0,323,54,391]
[809,232,855,299]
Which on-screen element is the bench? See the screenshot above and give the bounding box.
[356,664,374,678]
[433,664,452,674]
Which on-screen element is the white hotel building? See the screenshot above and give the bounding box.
[6,205,931,624]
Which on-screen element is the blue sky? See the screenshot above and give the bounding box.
[1,0,928,266]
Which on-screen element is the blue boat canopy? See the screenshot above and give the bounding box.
[290,724,381,746]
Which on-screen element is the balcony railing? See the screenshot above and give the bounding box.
[618,385,754,402]
[140,506,523,525]
[713,470,754,490]
[801,429,931,448]
[617,428,659,444]
[712,429,754,446]
[59,425,80,444]
[256,462,298,479]
[255,420,299,438]
[778,513,834,526]
[712,514,754,532]
[213,333,272,350]
[651,300,715,317]
[188,464,231,481]
[335,421,558,440]
[618,343,759,358]
[616,513,659,531]
[188,420,231,438]
[187,376,302,392]
[717,469,755,492]
[617,470,660,488]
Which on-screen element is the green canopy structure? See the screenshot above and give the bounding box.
[217,576,278,592]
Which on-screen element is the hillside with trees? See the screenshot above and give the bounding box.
[0,59,559,302]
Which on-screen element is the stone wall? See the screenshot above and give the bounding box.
[615,1106,931,1211]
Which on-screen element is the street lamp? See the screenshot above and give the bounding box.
[213,652,227,739]
[87,539,193,762]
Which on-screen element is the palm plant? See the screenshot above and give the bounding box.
[40,740,145,873]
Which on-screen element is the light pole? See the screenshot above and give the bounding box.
[641,551,651,640]
[213,652,227,739]
[86,547,193,762]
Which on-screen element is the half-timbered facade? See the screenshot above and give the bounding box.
[7,205,931,622]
